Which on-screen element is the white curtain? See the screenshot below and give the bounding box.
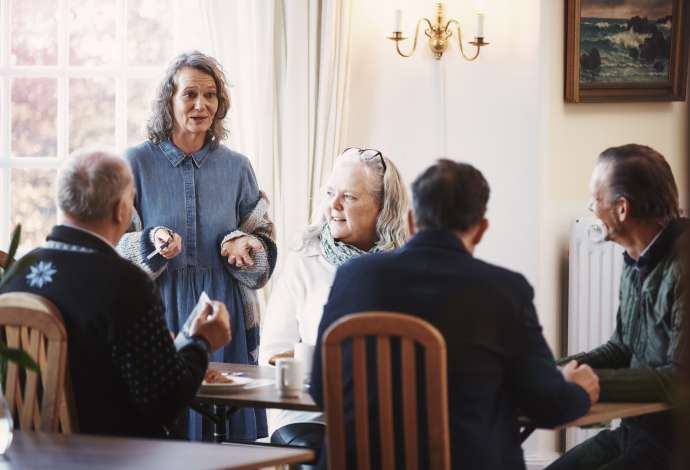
[305,0,353,217]
[199,0,353,261]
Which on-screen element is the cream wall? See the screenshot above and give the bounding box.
[345,0,542,291]
[344,0,687,466]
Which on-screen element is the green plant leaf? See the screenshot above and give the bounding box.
[0,253,37,290]
[0,347,38,372]
[0,224,41,375]
[5,224,21,272]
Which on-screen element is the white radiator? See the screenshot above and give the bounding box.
[565,218,624,449]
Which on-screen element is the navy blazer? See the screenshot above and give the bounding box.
[310,229,590,469]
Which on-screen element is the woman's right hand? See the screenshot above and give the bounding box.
[154,228,183,259]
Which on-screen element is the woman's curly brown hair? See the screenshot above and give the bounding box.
[146,50,231,149]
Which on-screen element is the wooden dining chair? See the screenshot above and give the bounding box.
[0,292,77,433]
[321,312,451,470]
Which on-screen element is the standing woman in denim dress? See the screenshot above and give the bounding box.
[117,51,276,441]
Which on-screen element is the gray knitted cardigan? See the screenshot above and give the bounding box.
[117,192,277,341]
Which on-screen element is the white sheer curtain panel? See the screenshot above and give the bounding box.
[306,0,352,217]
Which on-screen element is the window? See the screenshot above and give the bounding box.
[0,0,179,251]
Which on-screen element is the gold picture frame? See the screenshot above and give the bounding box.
[565,0,689,102]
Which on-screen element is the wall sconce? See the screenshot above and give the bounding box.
[387,2,489,61]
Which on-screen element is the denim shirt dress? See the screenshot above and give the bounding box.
[125,138,267,440]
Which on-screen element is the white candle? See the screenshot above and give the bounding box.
[394,9,403,32]
[477,12,485,37]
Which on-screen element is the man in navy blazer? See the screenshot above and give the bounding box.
[310,159,600,469]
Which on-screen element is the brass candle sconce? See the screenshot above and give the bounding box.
[387,2,489,60]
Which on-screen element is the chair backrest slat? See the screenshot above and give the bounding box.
[401,337,419,470]
[5,326,20,411]
[31,324,77,433]
[352,336,371,470]
[376,336,395,469]
[42,340,63,431]
[323,341,347,468]
[425,332,450,469]
[323,312,450,470]
[0,292,77,433]
[22,325,42,428]
[58,370,77,433]
[21,329,41,430]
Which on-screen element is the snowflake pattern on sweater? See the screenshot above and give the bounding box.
[26,261,57,288]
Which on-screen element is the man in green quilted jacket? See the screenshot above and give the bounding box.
[546,144,686,470]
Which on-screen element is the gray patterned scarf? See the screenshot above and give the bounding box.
[320,223,384,267]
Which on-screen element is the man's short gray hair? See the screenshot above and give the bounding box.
[56,148,132,222]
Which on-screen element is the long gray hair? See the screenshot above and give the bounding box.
[146,51,231,149]
[301,149,409,250]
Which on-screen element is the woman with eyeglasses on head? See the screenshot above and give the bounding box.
[258,147,409,456]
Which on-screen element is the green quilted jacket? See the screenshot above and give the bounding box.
[568,225,685,402]
[563,220,686,442]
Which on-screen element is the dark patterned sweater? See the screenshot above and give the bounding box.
[1,224,209,438]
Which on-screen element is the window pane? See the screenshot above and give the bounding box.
[127,0,174,65]
[11,78,57,157]
[69,78,115,152]
[10,0,58,65]
[11,169,57,252]
[127,78,157,145]
[69,0,117,66]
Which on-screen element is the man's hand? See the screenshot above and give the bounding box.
[221,235,263,268]
[189,300,231,353]
[561,360,600,405]
[153,228,183,259]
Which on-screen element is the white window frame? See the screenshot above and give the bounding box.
[0,0,179,249]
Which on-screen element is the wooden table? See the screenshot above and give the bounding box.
[0,431,315,470]
[520,402,670,441]
[196,363,319,412]
[194,363,319,442]
[557,402,670,429]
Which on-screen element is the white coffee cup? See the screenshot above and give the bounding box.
[294,342,315,383]
[275,358,303,398]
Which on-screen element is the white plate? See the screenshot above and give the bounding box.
[199,375,253,393]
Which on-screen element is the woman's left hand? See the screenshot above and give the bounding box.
[221,235,264,268]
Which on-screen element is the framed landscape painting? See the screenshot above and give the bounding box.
[565,0,689,102]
